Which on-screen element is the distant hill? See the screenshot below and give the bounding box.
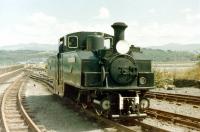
[141,48,197,62]
[0,50,56,65]
[0,43,57,51]
[0,49,197,66]
[0,43,199,65]
[1,43,200,53]
[148,43,200,52]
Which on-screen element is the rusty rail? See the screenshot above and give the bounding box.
[126,120,169,132]
[0,68,23,83]
[145,91,200,105]
[1,75,41,132]
[0,64,24,75]
[145,108,200,130]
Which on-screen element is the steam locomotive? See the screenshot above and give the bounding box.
[47,22,154,118]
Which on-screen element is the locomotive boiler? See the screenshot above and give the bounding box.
[47,22,154,118]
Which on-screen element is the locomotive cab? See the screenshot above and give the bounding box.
[47,22,154,118]
[58,32,113,53]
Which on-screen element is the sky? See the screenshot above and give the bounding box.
[0,0,200,47]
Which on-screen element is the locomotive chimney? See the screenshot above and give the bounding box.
[111,22,127,51]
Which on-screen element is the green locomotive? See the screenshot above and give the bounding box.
[47,22,154,118]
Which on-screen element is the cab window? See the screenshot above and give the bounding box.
[68,36,78,48]
[104,37,113,49]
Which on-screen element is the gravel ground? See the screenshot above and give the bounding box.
[142,97,200,132]
[149,99,200,118]
[24,79,200,132]
[142,118,198,132]
[150,87,200,118]
[142,87,200,132]
[151,87,200,96]
[24,79,104,132]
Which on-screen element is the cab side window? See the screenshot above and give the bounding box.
[68,36,78,48]
[104,37,113,49]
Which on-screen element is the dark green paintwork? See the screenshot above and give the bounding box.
[86,35,104,51]
[47,23,154,96]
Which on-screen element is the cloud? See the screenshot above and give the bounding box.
[179,8,200,24]
[180,8,192,14]
[185,13,200,24]
[0,11,199,47]
[29,12,58,26]
[0,12,111,46]
[0,12,74,45]
[148,8,156,15]
[95,7,110,19]
[126,20,200,47]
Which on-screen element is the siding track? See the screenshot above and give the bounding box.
[145,91,200,105]
[1,75,41,132]
[145,108,200,130]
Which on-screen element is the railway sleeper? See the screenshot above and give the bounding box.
[146,111,200,130]
[6,114,22,118]
[7,119,25,124]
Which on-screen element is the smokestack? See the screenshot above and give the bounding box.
[111,22,127,51]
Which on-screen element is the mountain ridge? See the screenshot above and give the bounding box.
[147,43,200,52]
[0,43,199,52]
[0,43,57,51]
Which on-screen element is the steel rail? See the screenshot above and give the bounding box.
[1,75,41,132]
[125,119,169,132]
[145,91,200,105]
[0,65,24,75]
[18,77,42,132]
[0,68,23,82]
[145,108,200,130]
[81,104,137,132]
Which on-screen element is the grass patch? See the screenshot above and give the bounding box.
[154,70,174,88]
[154,63,200,88]
[175,63,200,80]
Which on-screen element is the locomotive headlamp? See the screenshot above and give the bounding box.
[140,98,150,110]
[116,40,130,54]
[139,77,146,85]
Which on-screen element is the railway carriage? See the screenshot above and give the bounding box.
[47,22,154,118]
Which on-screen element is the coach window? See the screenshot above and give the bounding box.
[104,37,113,49]
[68,36,78,48]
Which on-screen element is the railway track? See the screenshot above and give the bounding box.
[1,75,41,132]
[0,68,23,83]
[29,72,169,132]
[67,98,169,132]
[145,108,200,131]
[0,65,24,75]
[145,91,200,105]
